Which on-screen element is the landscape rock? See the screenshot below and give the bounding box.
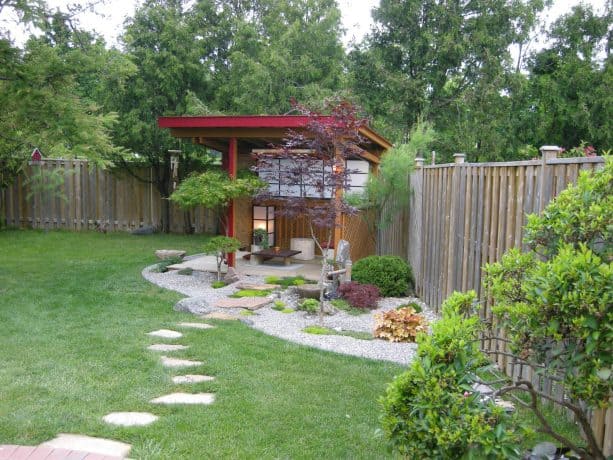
[160,356,203,368]
[147,344,189,352]
[294,284,321,299]
[223,267,240,284]
[102,412,158,427]
[150,392,215,405]
[155,249,186,260]
[529,441,557,459]
[174,296,211,314]
[176,322,214,330]
[200,312,239,321]
[147,329,183,339]
[236,282,279,291]
[214,297,272,310]
[131,225,156,235]
[172,374,215,384]
[41,434,131,458]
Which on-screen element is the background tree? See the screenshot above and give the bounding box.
[349,0,547,160]
[169,169,265,235]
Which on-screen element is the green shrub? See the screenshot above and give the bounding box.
[272,300,285,311]
[264,275,309,289]
[352,255,414,297]
[211,280,226,289]
[298,298,319,314]
[330,298,367,316]
[381,292,525,459]
[395,301,422,313]
[281,308,294,314]
[239,310,255,316]
[153,256,182,273]
[230,289,271,298]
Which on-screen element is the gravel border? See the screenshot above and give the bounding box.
[142,264,438,366]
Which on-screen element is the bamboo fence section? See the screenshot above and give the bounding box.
[1,159,217,234]
[378,152,609,454]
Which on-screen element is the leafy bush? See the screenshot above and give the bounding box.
[395,301,422,313]
[153,256,182,273]
[381,292,525,459]
[298,298,320,314]
[374,307,428,343]
[338,281,380,309]
[272,300,285,311]
[352,255,414,297]
[330,298,368,316]
[483,160,612,458]
[524,156,612,260]
[264,275,309,289]
[230,289,271,298]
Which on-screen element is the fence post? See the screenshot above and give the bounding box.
[409,157,425,295]
[445,153,465,295]
[537,145,560,213]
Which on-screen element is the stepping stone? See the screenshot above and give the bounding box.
[148,344,189,352]
[201,312,239,321]
[176,322,214,330]
[235,282,279,291]
[172,374,215,384]
[103,412,159,427]
[150,392,215,405]
[147,329,183,339]
[160,356,203,368]
[214,297,271,310]
[41,433,131,458]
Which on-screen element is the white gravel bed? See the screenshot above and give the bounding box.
[142,265,438,366]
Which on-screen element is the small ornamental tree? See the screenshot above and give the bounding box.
[253,99,367,322]
[203,236,242,281]
[170,169,265,235]
[483,157,612,460]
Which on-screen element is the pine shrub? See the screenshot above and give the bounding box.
[352,255,414,297]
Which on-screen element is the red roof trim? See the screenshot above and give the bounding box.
[157,115,333,129]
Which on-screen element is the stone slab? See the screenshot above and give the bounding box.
[147,329,182,339]
[176,322,214,330]
[200,312,239,321]
[214,297,271,310]
[172,375,215,384]
[103,412,159,427]
[235,282,279,291]
[160,356,203,368]
[147,344,189,352]
[155,249,186,260]
[150,392,215,405]
[41,434,131,458]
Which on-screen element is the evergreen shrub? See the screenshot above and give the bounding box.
[352,255,414,297]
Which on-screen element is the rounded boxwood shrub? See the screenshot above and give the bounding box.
[352,255,414,297]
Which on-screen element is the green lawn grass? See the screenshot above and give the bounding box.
[0,230,401,459]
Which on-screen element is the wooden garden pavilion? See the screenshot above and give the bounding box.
[158,115,392,266]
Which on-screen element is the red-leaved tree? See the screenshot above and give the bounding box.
[253,99,368,321]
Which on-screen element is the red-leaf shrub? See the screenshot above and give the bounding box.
[338,281,380,309]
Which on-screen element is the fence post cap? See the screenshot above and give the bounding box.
[539,145,561,160]
[415,157,425,168]
[453,153,466,164]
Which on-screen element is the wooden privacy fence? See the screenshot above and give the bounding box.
[378,150,610,455]
[1,159,217,234]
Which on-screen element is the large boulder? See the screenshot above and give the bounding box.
[173,296,211,315]
[155,249,186,260]
[294,284,321,299]
[223,267,240,284]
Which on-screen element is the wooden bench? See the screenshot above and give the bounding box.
[251,248,301,266]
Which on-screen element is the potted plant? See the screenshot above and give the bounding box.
[252,228,270,250]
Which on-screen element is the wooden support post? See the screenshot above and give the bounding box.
[226,138,238,267]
